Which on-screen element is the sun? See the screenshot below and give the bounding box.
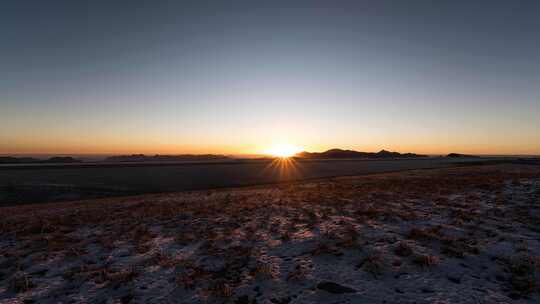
[265,144,302,158]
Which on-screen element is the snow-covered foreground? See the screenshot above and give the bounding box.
[1,164,540,303]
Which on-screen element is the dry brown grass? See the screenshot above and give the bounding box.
[394,241,413,257]
[286,262,310,282]
[412,253,440,268]
[504,254,540,298]
[8,272,35,293]
[407,226,442,241]
[1,164,540,302]
[440,237,479,258]
[357,250,385,279]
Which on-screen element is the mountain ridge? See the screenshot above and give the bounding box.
[104,154,231,162]
[295,149,427,159]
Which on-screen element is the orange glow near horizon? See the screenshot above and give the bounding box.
[263,143,303,158]
[2,136,540,156]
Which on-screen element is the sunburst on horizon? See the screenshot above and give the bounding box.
[264,143,303,158]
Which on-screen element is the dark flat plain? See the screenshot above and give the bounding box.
[0,157,527,206]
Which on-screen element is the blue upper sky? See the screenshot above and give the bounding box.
[1,1,539,155]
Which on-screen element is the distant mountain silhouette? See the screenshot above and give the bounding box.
[446,153,479,158]
[0,156,81,164]
[46,157,82,163]
[295,149,427,159]
[0,157,38,164]
[105,154,230,162]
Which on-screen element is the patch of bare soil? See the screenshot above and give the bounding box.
[1,164,540,303]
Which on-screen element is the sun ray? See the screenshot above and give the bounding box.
[261,156,304,181]
[264,144,302,158]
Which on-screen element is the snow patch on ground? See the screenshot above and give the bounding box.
[1,164,540,303]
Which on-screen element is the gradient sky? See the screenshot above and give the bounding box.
[1,1,539,155]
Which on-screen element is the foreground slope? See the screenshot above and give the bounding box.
[1,164,540,303]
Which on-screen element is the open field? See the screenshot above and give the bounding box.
[0,157,522,206]
[1,164,540,303]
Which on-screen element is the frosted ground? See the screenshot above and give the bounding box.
[1,164,539,303]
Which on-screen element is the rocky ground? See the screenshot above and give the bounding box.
[1,164,540,303]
